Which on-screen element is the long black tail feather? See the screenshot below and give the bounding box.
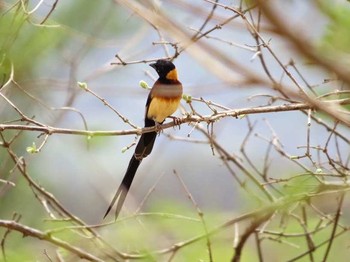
[103,155,141,219]
[104,119,158,220]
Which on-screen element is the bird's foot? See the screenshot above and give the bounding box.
[155,122,163,133]
[168,116,181,128]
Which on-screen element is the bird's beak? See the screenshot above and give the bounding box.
[149,63,156,69]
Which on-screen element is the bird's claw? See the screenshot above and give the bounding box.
[155,122,163,132]
[167,116,181,129]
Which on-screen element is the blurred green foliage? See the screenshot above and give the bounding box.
[319,0,350,54]
[0,4,61,78]
[0,1,128,80]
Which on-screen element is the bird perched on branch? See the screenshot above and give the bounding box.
[104,59,183,219]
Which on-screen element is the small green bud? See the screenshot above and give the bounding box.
[182,94,192,103]
[315,168,323,174]
[139,80,150,89]
[78,82,88,90]
[26,142,37,154]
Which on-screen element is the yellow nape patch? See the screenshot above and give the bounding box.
[166,69,178,81]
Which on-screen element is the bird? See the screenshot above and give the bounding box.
[104,59,183,219]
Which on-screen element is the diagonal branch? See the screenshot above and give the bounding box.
[0,220,103,262]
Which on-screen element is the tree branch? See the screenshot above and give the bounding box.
[0,220,103,262]
[1,99,348,136]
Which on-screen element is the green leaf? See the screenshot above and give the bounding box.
[283,174,319,195]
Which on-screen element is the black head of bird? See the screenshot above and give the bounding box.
[150,60,177,81]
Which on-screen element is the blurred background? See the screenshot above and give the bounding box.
[1,0,350,261]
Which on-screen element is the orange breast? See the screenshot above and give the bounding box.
[147,96,181,123]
